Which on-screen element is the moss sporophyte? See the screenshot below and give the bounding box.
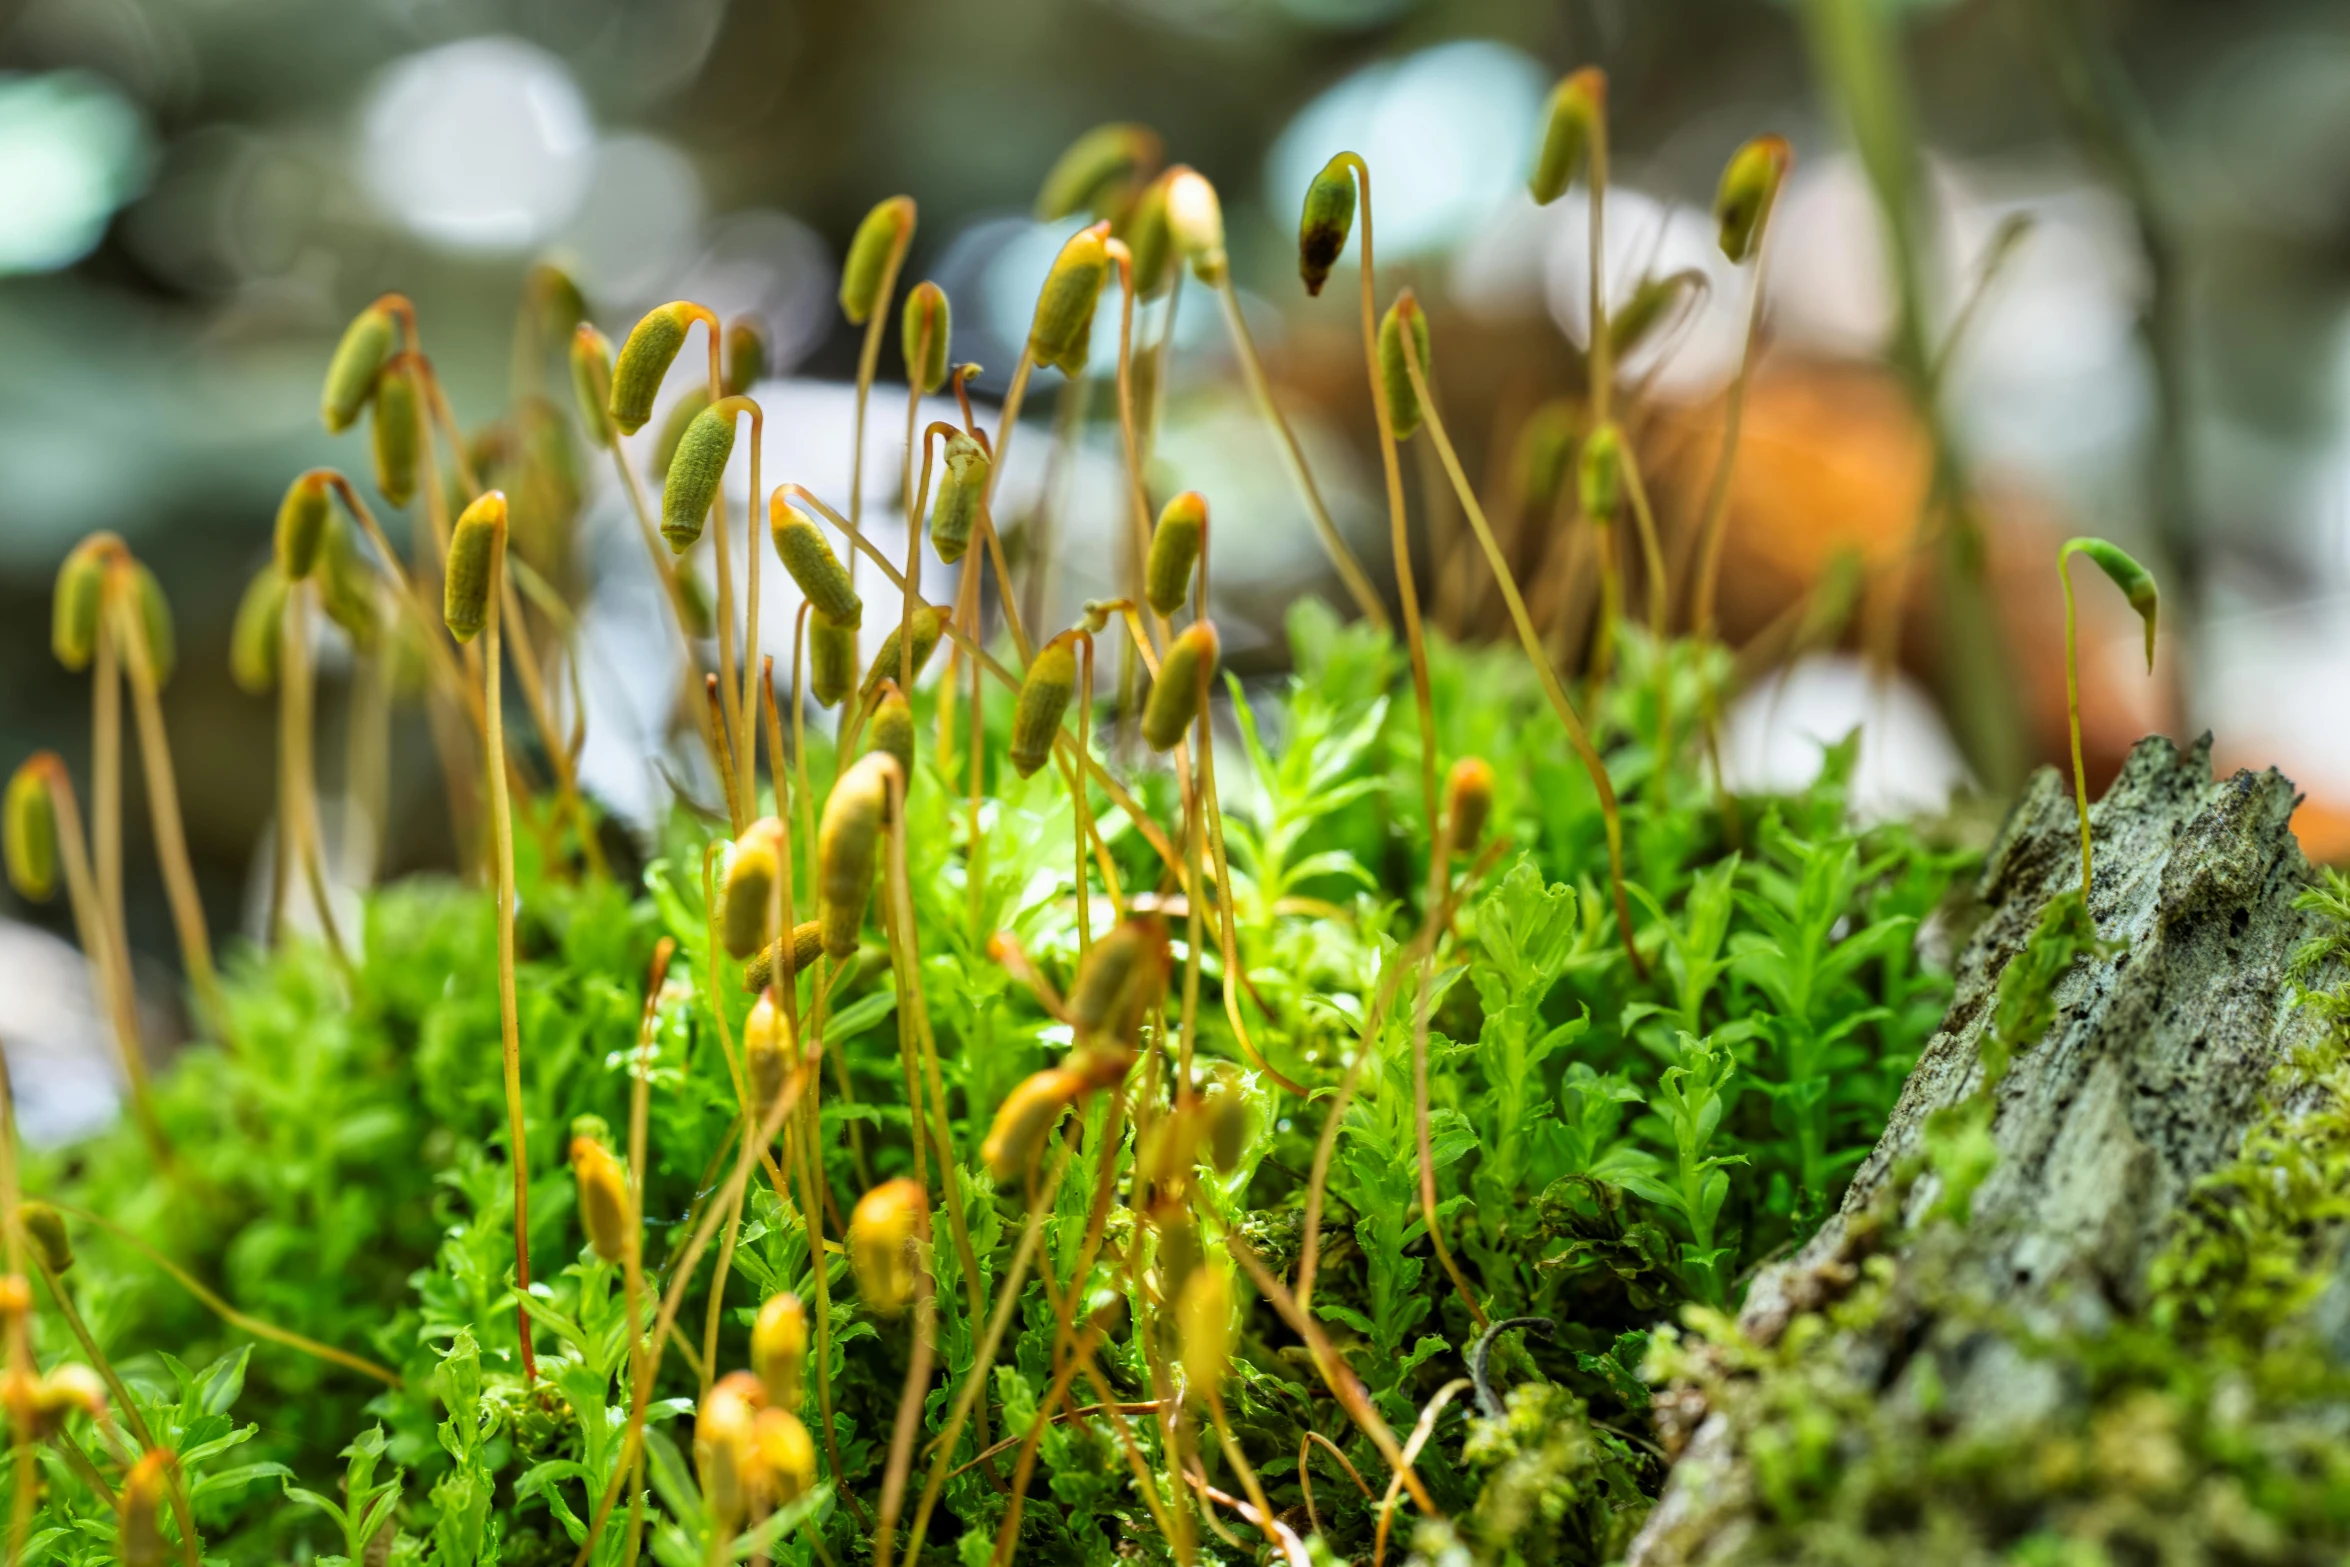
[0,87,2270,1567]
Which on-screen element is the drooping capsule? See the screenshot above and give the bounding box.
[695,1370,765,1528]
[569,1135,632,1263]
[753,1406,817,1506]
[4,759,57,903]
[1529,69,1605,206]
[1578,422,1623,524]
[17,1203,70,1275]
[2062,537,2161,671]
[744,993,791,1120]
[901,282,950,395]
[14,1362,105,1438]
[662,403,737,551]
[371,356,422,507]
[1009,633,1078,780]
[1609,270,1704,360]
[1176,1263,1232,1403]
[1145,491,1206,617]
[1125,171,1176,300]
[319,516,381,653]
[321,298,397,433]
[983,1068,1081,1184]
[1204,1071,1250,1175]
[1141,620,1219,753]
[609,302,695,436]
[1035,123,1161,222]
[230,564,288,696]
[769,499,862,627]
[723,817,787,960]
[847,1177,925,1317]
[1068,917,1167,1041]
[739,920,826,994]
[1714,134,1793,265]
[928,430,989,566]
[868,684,915,786]
[808,610,858,709]
[1028,223,1111,377]
[1164,168,1226,285]
[51,535,115,672]
[443,491,508,643]
[123,561,175,687]
[858,605,950,703]
[649,386,712,482]
[570,324,616,447]
[723,320,767,396]
[1376,294,1433,442]
[1445,756,1495,853]
[818,752,896,960]
[840,196,915,326]
[275,470,335,582]
[751,1292,809,1411]
[1297,156,1358,297]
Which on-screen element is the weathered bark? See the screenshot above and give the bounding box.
[1630,734,2323,1566]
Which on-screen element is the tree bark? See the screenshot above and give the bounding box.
[1630,734,2323,1566]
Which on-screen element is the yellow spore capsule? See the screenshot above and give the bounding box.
[118,1449,170,1567]
[1145,491,1207,617]
[1578,422,1623,524]
[274,469,334,582]
[1177,1263,1232,1403]
[753,1406,817,1506]
[1028,222,1111,377]
[443,491,508,643]
[569,1135,632,1263]
[1035,122,1161,222]
[901,281,950,395]
[928,429,989,566]
[1714,133,1792,265]
[723,817,786,960]
[1141,620,1218,753]
[1297,155,1357,296]
[695,1370,765,1529]
[51,534,115,672]
[230,564,288,696]
[4,758,57,903]
[751,1292,809,1411]
[1529,68,1605,206]
[840,196,915,326]
[648,385,712,482]
[1377,293,1433,442]
[1446,755,1495,853]
[1609,269,1703,359]
[868,684,915,786]
[18,1203,70,1275]
[808,609,857,709]
[1125,171,1176,299]
[847,1177,925,1317]
[983,1068,1081,1184]
[744,994,791,1119]
[740,920,826,994]
[570,324,616,448]
[318,515,380,653]
[818,751,896,960]
[371,356,422,507]
[1068,918,1166,1040]
[661,403,737,551]
[124,561,175,686]
[609,302,694,436]
[1205,1071,1249,1175]
[12,1362,105,1438]
[723,320,767,395]
[858,605,949,702]
[1164,167,1226,285]
[321,298,396,433]
[770,498,863,627]
[1009,632,1078,780]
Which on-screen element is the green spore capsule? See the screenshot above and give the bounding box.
[321,299,396,433]
[529,262,588,344]
[319,516,379,652]
[1125,172,1175,300]
[1714,134,1792,265]
[1514,400,1581,519]
[722,817,785,960]
[1164,168,1226,285]
[1035,122,1161,222]
[723,320,766,396]
[983,1068,1080,1184]
[1028,223,1111,377]
[868,685,915,786]
[51,535,114,672]
[609,302,694,436]
[769,499,862,627]
[2063,538,2160,671]
[648,386,712,482]
[274,471,334,582]
[126,561,175,687]
[443,491,508,643]
[18,1202,71,1274]
[1010,633,1078,780]
[1377,294,1433,442]
[4,758,56,903]
[1068,917,1166,1041]
[929,430,989,566]
[1579,422,1623,524]
[739,920,826,995]
[859,605,950,701]
[1297,156,1357,296]
[901,282,950,395]
[840,196,915,326]
[1142,619,1219,752]
[1529,68,1604,205]
[1145,491,1207,617]
[1609,269,1703,360]
[371,357,422,508]
[661,404,737,551]
[571,324,616,448]
[230,564,287,696]
[808,610,858,708]
[818,751,896,960]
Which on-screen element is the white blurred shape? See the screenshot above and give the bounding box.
[1723,654,1970,823]
[562,133,707,311]
[360,37,594,252]
[1266,39,1548,263]
[0,72,147,274]
[0,923,123,1146]
[1532,185,1749,400]
[676,209,835,377]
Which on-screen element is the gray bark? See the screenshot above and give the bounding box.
[1629,734,2323,1567]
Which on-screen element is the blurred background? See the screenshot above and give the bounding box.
[4,0,2348,1132]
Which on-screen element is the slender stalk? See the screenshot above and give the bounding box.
[93,625,124,966]
[1394,332,1647,979]
[282,587,353,978]
[871,1208,935,1567]
[343,638,389,890]
[1411,819,1487,1328]
[479,523,537,1386]
[2061,556,2092,893]
[1688,233,1776,641]
[848,226,914,598]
